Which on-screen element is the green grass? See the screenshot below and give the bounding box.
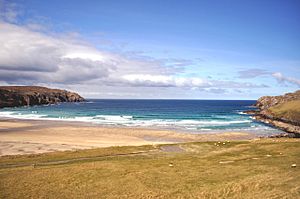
[269,100,300,123]
[0,145,156,167]
[0,139,299,198]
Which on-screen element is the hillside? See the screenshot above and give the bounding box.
[0,86,85,108]
[251,90,300,136]
[269,100,300,125]
[255,90,300,110]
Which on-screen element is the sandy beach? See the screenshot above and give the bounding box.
[0,119,255,156]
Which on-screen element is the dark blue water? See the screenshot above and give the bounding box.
[0,99,283,135]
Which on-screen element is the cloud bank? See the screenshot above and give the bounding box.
[0,21,267,91]
[0,0,282,98]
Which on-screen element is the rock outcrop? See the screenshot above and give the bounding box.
[246,90,300,137]
[255,90,300,110]
[0,86,85,108]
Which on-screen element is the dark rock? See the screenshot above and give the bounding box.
[269,133,298,138]
[0,86,85,108]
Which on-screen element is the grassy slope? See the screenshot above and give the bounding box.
[269,100,300,123]
[0,140,299,199]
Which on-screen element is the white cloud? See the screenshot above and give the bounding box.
[0,22,126,83]
[122,74,210,87]
[120,74,267,89]
[0,21,184,85]
[0,20,268,91]
[238,68,300,88]
[0,7,268,97]
[272,72,300,87]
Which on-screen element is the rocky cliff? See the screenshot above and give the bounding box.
[255,90,300,110]
[246,90,300,137]
[0,86,85,108]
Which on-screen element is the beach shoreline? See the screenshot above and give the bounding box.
[0,118,256,156]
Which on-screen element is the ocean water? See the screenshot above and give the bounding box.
[0,99,283,136]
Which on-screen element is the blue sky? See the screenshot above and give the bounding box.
[0,0,299,99]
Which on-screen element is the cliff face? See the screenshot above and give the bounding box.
[0,86,85,108]
[250,90,300,136]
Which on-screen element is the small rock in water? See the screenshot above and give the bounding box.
[223,143,226,145]
[291,164,296,168]
[266,154,272,157]
[169,163,174,167]
[218,142,221,144]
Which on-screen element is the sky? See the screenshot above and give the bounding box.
[0,0,299,99]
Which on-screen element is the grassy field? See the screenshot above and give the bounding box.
[269,100,300,123]
[0,139,299,199]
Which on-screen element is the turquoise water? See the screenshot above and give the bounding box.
[0,99,283,136]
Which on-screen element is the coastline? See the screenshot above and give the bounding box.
[252,113,300,138]
[243,90,300,137]
[0,118,255,156]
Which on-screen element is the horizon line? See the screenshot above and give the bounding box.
[84,98,257,101]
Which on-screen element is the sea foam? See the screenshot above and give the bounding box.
[0,99,283,136]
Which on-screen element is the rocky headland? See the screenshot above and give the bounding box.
[245,90,300,137]
[0,86,85,108]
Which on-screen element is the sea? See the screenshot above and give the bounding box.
[0,99,283,136]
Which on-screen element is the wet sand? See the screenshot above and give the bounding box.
[0,119,254,156]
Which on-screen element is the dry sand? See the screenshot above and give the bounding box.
[0,119,254,156]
